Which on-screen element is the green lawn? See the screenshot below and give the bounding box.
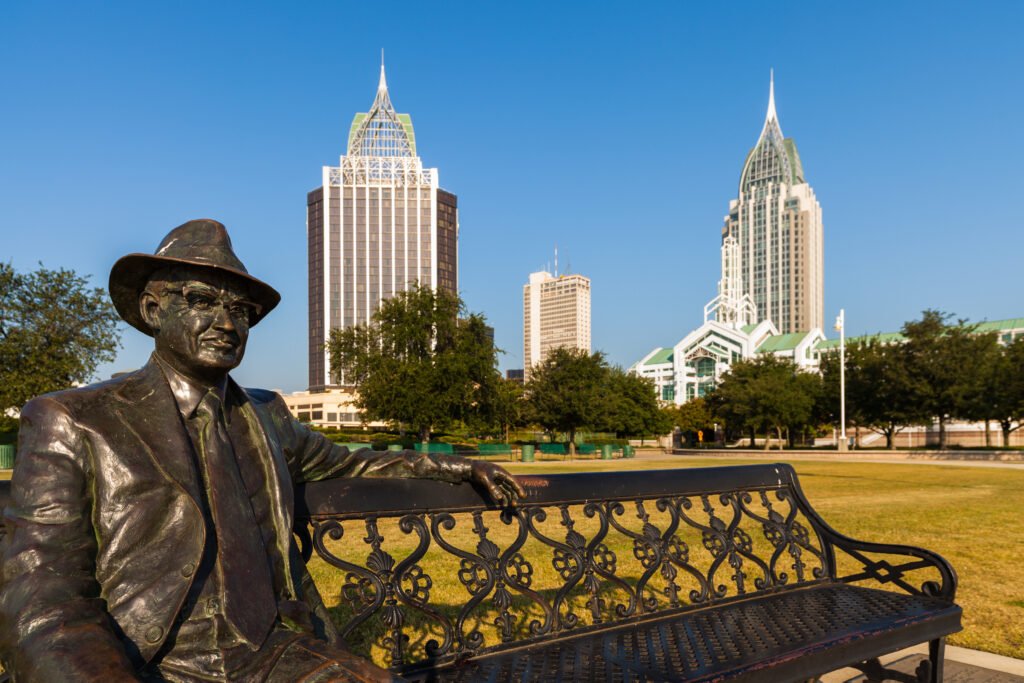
[308,456,1024,663]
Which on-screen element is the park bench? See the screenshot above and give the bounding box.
[295,463,961,682]
[0,463,962,681]
[477,443,514,458]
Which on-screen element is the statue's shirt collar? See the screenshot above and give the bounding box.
[152,354,229,421]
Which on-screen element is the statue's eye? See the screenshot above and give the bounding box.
[186,293,216,311]
[228,302,257,323]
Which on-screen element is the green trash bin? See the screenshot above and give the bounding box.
[387,444,403,451]
[623,444,634,458]
[520,444,535,463]
[0,444,14,469]
[600,444,613,460]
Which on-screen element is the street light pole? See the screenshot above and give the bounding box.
[835,309,847,451]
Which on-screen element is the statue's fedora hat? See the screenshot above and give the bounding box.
[109,219,281,335]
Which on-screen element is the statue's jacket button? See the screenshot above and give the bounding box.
[145,625,164,643]
[181,562,196,577]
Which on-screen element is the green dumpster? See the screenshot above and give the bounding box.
[601,444,613,460]
[0,444,14,469]
[520,444,535,463]
[623,444,634,458]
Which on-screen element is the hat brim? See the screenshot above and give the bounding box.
[109,253,281,336]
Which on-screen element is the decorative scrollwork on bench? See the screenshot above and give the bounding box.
[300,474,948,672]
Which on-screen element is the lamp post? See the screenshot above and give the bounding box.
[835,309,847,451]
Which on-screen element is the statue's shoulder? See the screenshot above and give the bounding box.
[22,372,137,420]
[239,386,286,409]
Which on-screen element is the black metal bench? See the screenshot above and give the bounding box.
[295,463,962,682]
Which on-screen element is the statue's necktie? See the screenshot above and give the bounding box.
[193,391,276,648]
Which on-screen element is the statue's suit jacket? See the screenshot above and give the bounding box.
[0,360,469,682]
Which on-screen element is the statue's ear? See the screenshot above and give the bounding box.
[139,290,162,334]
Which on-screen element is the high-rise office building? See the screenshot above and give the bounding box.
[523,270,591,378]
[719,72,823,334]
[307,64,458,391]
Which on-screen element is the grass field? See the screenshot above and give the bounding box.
[307,455,1024,663]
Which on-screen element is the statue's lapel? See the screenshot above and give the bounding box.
[113,360,202,505]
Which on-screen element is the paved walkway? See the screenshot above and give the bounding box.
[822,643,1024,681]
[644,448,1024,470]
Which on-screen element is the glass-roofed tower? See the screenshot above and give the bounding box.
[307,64,458,391]
[721,72,823,334]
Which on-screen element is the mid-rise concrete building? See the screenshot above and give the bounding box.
[720,72,823,334]
[307,63,458,391]
[523,270,591,379]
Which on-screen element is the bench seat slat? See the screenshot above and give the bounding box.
[415,584,960,683]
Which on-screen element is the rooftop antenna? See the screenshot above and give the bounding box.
[554,245,559,277]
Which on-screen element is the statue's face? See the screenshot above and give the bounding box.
[140,268,261,382]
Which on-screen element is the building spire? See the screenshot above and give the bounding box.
[378,49,387,93]
[759,68,783,140]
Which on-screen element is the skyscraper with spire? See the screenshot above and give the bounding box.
[719,72,823,334]
[306,62,458,391]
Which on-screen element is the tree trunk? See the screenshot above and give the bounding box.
[1001,420,1012,447]
[855,425,861,449]
[885,427,894,450]
[420,426,430,444]
[777,426,785,450]
[763,429,771,451]
[984,420,991,448]
[938,416,947,449]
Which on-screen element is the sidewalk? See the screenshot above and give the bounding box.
[822,643,1024,682]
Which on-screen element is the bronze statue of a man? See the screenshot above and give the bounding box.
[0,219,523,682]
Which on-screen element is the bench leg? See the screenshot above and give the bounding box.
[927,637,945,683]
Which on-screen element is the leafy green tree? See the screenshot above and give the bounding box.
[901,310,986,449]
[662,397,714,446]
[962,335,1024,447]
[602,367,670,443]
[0,263,121,422]
[820,339,929,448]
[707,355,815,450]
[487,377,528,443]
[327,284,499,442]
[526,347,608,457]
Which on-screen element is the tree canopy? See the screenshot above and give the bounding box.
[707,355,817,449]
[327,284,500,441]
[0,263,122,420]
[525,347,608,456]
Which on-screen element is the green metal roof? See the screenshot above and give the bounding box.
[756,331,811,353]
[347,111,417,156]
[815,332,906,351]
[643,348,674,366]
[740,323,757,334]
[974,318,1024,333]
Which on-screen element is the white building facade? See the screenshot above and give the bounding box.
[523,271,591,379]
[307,64,458,391]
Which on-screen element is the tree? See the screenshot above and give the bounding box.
[327,285,500,442]
[902,310,985,449]
[962,335,1024,447]
[662,397,713,446]
[707,355,815,450]
[0,263,121,420]
[526,347,608,457]
[602,367,670,443]
[487,377,528,443]
[820,339,929,448]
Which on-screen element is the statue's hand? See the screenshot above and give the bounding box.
[470,461,526,506]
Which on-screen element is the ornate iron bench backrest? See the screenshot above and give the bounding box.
[294,463,832,674]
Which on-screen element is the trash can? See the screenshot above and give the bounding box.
[601,444,613,460]
[520,444,535,463]
[623,444,634,458]
[0,444,14,469]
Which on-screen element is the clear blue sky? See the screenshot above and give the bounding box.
[3,2,1022,392]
